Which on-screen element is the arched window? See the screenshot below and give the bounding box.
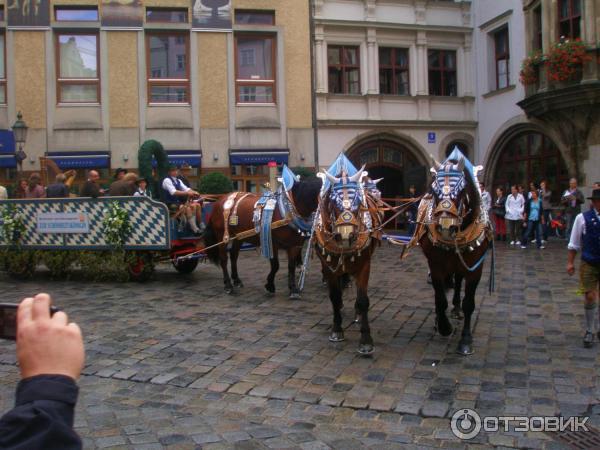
[493,132,568,203]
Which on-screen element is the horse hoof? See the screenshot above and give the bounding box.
[353,314,361,324]
[456,342,474,356]
[436,316,453,337]
[450,308,463,320]
[264,289,275,297]
[289,292,301,300]
[357,343,374,356]
[233,280,244,288]
[329,331,344,342]
[225,287,234,295]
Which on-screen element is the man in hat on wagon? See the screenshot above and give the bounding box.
[567,188,600,347]
[162,165,203,234]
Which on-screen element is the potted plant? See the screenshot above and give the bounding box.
[546,38,591,83]
[519,51,544,86]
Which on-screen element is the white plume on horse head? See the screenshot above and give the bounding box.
[372,178,383,185]
[323,170,340,185]
[348,165,366,183]
[429,153,443,170]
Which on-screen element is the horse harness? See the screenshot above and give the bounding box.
[219,187,314,259]
[315,178,383,272]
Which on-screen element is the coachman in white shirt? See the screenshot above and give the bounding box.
[567,188,600,348]
[162,165,203,234]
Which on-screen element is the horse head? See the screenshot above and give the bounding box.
[321,165,367,249]
[430,156,479,241]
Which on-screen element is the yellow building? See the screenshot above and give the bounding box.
[0,0,314,191]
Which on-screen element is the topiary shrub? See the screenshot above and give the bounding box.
[198,172,234,194]
[291,166,316,180]
[138,139,169,199]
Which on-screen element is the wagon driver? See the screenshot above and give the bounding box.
[567,188,600,348]
[162,165,203,234]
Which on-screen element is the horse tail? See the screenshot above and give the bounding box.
[202,221,221,266]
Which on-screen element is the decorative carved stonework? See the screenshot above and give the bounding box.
[314,0,324,18]
[518,83,600,178]
[415,0,426,24]
[365,0,376,21]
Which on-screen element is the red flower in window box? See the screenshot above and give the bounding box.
[546,38,591,82]
[519,51,544,85]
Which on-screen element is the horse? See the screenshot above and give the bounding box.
[315,157,383,355]
[203,172,322,297]
[415,149,492,355]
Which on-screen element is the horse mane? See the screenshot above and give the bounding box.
[291,176,322,217]
[461,167,480,230]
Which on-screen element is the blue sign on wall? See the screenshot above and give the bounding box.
[428,132,436,144]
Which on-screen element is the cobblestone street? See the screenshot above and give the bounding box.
[1,240,598,449]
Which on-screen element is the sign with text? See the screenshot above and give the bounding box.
[428,132,436,144]
[37,213,90,234]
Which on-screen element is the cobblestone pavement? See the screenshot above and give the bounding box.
[1,240,599,449]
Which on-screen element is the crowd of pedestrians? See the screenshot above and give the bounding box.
[0,164,195,201]
[485,178,598,250]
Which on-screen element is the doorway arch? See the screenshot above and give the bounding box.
[491,130,568,203]
[346,137,426,198]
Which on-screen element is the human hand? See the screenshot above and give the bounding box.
[566,262,575,276]
[17,294,84,381]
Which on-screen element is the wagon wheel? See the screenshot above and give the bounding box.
[127,252,155,282]
[172,257,199,274]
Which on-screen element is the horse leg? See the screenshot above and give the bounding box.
[230,242,243,288]
[431,274,453,337]
[355,262,374,355]
[265,249,279,296]
[288,247,301,300]
[457,277,479,355]
[219,245,234,294]
[451,273,464,319]
[327,275,344,342]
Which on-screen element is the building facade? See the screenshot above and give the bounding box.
[475,0,599,200]
[0,0,314,192]
[313,0,476,199]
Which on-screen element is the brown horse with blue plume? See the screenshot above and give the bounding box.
[203,165,321,297]
[314,154,384,355]
[407,147,493,355]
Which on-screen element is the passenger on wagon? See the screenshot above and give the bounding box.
[162,165,203,234]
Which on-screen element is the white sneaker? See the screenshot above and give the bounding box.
[520,245,527,249]
[541,240,547,244]
[516,241,521,245]
[539,245,545,249]
[510,241,515,245]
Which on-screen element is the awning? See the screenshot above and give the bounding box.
[0,130,16,155]
[229,149,289,165]
[47,151,111,169]
[0,154,16,168]
[152,150,202,168]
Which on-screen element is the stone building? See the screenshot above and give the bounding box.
[313,0,476,199]
[0,0,314,191]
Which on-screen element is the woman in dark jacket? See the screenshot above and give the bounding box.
[521,189,545,249]
[492,187,507,241]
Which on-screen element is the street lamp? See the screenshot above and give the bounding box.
[12,111,28,172]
